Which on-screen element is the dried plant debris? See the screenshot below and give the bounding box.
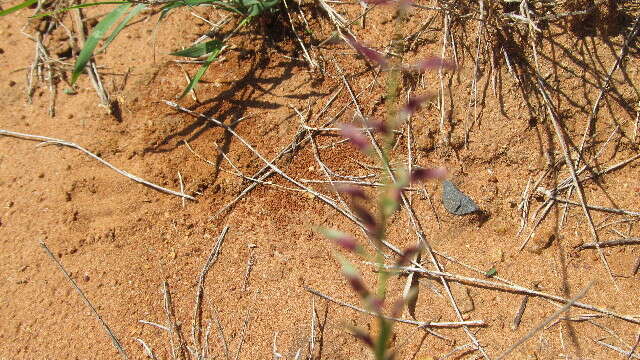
[442,180,480,216]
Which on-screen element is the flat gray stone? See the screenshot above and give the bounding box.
[442,180,479,215]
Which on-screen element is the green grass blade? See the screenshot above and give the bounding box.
[30,1,131,18]
[170,40,224,58]
[98,3,146,53]
[0,0,37,17]
[178,44,225,99]
[71,4,131,85]
[160,0,241,20]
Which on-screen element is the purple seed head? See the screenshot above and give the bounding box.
[339,123,370,152]
[409,167,447,183]
[344,34,389,67]
[336,184,368,200]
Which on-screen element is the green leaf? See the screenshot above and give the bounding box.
[485,267,497,278]
[99,3,146,53]
[71,4,131,85]
[170,40,224,58]
[178,43,225,99]
[30,2,131,18]
[0,0,37,17]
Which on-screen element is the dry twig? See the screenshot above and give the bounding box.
[0,129,195,200]
[40,240,128,359]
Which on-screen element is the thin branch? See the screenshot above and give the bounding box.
[192,226,229,353]
[163,101,366,230]
[535,77,616,287]
[0,129,195,201]
[305,287,484,328]
[537,188,640,217]
[576,237,640,251]
[386,265,640,325]
[496,283,593,360]
[40,240,128,359]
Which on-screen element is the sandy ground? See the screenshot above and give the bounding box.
[1,1,640,359]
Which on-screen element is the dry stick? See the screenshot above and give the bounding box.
[299,178,418,190]
[242,251,256,291]
[557,17,640,230]
[292,106,363,243]
[310,283,454,343]
[628,333,640,360]
[633,256,640,276]
[212,308,230,360]
[139,320,170,331]
[464,0,485,148]
[26,33,40,103]
[596,339,640,360]
[511,295,529,331]
[177,171,185,208]
[438,11,450,146]
[212,142,301,192]
[561,124,621,229]
[555,153,640,193]
[309,298,316,360]
[192,226,229,354]
[588,319,634,352]
[635,107,640,142]
[578,15,640,160]
[535,77,616,288]
[516,177,532,236]
[537,189,640,217]
[211,141,302,193]
[135,338,159,360]
[282,0,317,69]
[390,265,640,325]
[575,237,640,251]
[340,74,490,359]
[163,281,187,360]
[535,152,640,243]
[272,332,283,359]
[233,312,250,360]
[39,240,129,359]
[304,287,483,329]
[201,320,213,359]
[440,343,477,360]
[431,248,638,328]
[403,96,419,317]
[0,129,195,201]
[210,84,347,218]
[163,101,365,229]
[71,8,111,109]
[496,282,593,360]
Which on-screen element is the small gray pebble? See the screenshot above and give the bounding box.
[442,180,480,215]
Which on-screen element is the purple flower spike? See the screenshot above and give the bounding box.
[335,235,358,252]
[396,245,422,266]
[369,295,385,313]
[319,228,359,252]
[412,57,456,72]
[349,326,374,348]
[343,34,389,67]
[336,184,368,200]
[347,273,370,299]
[353,204,378,235]
[410,167,447,183]
[339,123,370,152]
[401,95,433,115]
[403,57,456,73]
[368,118,390,135]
